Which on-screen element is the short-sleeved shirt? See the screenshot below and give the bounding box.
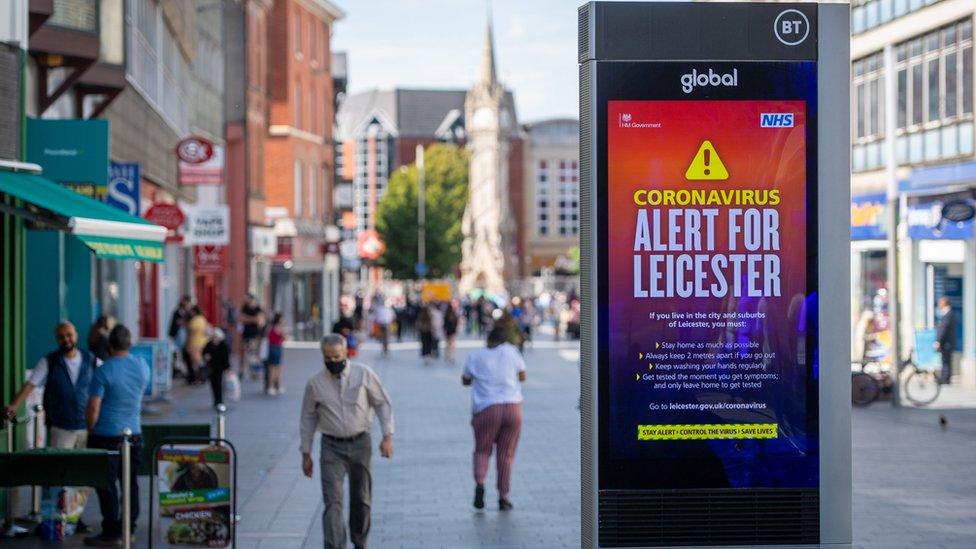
[241,304,263,338]
[28,353,102,387]
[463,343,526,414]
[89,354,150,436]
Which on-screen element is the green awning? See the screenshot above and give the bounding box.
[0,170,166,262]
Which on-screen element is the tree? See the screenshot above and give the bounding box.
[376,144,468,279]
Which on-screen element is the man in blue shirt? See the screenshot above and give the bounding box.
[84,324,150,547]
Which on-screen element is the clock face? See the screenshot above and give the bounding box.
[472,107,496,130]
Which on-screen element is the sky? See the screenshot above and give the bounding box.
[331,0,584,124]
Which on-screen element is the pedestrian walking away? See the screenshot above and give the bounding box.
[4,321,101,450]
[203,327,232,408]
[84,324,151,546]
[240,294,266,378]
[266,313,286,395]
[444,302,460,363]
[372,298,395,356]
[463,326,526,511]
[300,333,395,549]
[87,315,113,362]
[935,296,957,384]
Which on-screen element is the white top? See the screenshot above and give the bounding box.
[463,343,526,414]
[28,353,101,387]
[374,305,395,325]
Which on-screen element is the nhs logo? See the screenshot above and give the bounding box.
[760,113,794,127]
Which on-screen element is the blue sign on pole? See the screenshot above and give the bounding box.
[414,262,428,277]
[106,162,141,216]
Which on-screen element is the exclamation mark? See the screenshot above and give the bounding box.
[703,148,711,176]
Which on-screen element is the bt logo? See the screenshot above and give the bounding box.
[774,9,810,46]
[760,113,794,128]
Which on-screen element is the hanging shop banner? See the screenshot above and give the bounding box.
[26,118,109,198]
[184,206,230,246]
[106,163,141,216]
[194,245,226,273]
[179,143,224,186]
[601,62,820,492]
[156,444,232,547]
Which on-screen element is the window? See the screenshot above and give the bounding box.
[557,160,580,236]
[308,164,317,218]
[310,19,317,64]
[294,160,304,217]
[536,160,550,236]
[852,52,886,172]
[852,0,947,35]
[295,82,302,129]
[293,10,302,57]
[894,19,974,165]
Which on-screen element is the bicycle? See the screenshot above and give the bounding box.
[902,356,941,406]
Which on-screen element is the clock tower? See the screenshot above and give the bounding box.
[459,19,517,296]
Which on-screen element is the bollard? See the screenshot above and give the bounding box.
[121,428,132,549]
[2,417,28,537]
[216,404,227,442]
[30,404,44,521]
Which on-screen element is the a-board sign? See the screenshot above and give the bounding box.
[579,2,851,547]
[155,445,233,547]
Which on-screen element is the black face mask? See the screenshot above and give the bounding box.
[325,359,346,376]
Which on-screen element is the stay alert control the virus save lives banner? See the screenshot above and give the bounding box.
[607,99,818,488]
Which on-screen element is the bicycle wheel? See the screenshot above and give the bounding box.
[851,372,880,406]
[905,369,941,406]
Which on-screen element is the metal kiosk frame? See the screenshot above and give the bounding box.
[579,2,851,547]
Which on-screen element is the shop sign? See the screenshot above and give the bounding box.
[26,118,109,198]
[357,230,385,261]
[175,137,214,164]
[184,206,230,246]
[156,444,232,547]
[194,245,226,273]
[851,193,887,240]
[250,226,277,257]
[179,144,224,186]
[145,203,186,230]
[106,163,141,216]
[907,193,974,240]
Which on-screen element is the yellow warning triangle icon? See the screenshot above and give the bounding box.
[685,140,729,181]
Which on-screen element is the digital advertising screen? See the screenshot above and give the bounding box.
[598,62,819,491]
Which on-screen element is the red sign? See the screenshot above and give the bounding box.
[357,230,386,261]
[175,137,214,164]
[144,203,185,230]
[194,245,226,273]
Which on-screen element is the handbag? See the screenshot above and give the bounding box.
[223,370,241,401]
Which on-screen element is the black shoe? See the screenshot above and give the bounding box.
[83,533,122,547]
[473,484,485,509]
[76,519,92,534]
[499,498,514,511]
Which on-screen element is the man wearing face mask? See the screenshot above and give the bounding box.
[4,321,101,449]
[300,333,394,549]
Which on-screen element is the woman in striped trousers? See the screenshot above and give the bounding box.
[463,326,527,511]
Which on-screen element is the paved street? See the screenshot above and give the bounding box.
[8,333,976,548]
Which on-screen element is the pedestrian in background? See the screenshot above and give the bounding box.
[203,327,231,408]
[444,302,459,364]
[84,324,150,547]
[417,304,434,362]
[430,302,445,359]
[4,322,100,450]
[239,294,265,379]
[266,313,286,395]
[332,314,358,358]
[185,306,209,385]
[463,326,526,511]
[300,334,394,549]
[87,316,113,362]
[372,297,395,356]
[935,296,957,385]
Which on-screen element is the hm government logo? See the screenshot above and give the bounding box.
[618,113,660,129]
[680,68,738,94]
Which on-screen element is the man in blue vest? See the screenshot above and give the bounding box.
[84,324,150,547]
[3,321,99,449]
